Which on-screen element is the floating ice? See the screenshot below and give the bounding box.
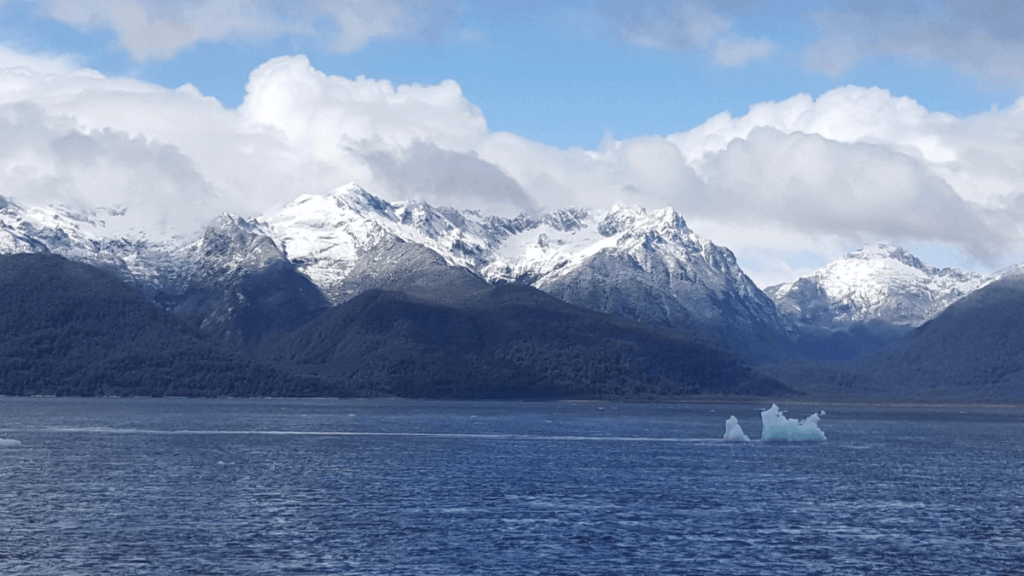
[760,404,826,442]
[723,416,750,442]
[0,439,22,448]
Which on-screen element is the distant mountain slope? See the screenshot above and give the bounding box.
[767,243,983,329]
[0,253,788,400]
[764,277,1024,400]
[260,184,791,361]
[0,186,803,361]
[151,214,330,343]
[0,196,331,343]
[258,276,794,400]
[867,276,1024,399]
[763,243,986,362]
[4,186,1011,367]
[0,253,330,397]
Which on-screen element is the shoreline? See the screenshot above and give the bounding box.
[1,394,1022,410]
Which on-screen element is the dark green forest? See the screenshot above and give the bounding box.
[256,285,793,399]
[0,253,791,399]
[762,277,1024,401]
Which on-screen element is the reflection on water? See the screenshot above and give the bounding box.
[0,398,1022,575]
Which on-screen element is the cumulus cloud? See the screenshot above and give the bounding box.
[807,0,1024,86]
[238,55,488,156]
[359,141,537,215]
[592,0,774,66]
[10,0,457,61]
[0,50,511,236]
[661,85,1024,271]
[6,46,1024,285]
[477,132,705,213]
[698,128,1001,258]
[0,44,77,74]
[0,102,216,236]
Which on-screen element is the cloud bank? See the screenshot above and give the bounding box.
[2,48,1024,285]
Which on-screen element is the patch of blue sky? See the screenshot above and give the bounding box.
[0,0,1019,151]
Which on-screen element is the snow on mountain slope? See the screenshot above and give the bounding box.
[766,243,985,329]
[482,204,789,360]
[259,184,504,301]
[0,195,179,284]
[254,184,788,359]
[3,184,996,359]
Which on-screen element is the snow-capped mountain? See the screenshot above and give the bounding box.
[0,184,796,358]
[6,185,994,361]
[0,196,328,341]
[481,203,788,358]
[256,184,788,360]
[153,214,329,340]
[258,185,502,302]
[0,195,179,284]
[766,243,985,330]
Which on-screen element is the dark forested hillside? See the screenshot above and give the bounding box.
[0,253,790,399]
[0,253,333,397]
[763,277,1024,400]
[257,282,794,399]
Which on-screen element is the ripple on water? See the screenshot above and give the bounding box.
[0,398,1022,575]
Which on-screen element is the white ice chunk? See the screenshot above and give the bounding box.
[723,415,750,442]
[0,439,22,448]
[760,404,826,442]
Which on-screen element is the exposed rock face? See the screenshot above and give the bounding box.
[766,243,984,330]
[5,185,994,362]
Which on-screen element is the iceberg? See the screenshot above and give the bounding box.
[760,404,826,442]
[723,415,750,442]
[0,439,22,448]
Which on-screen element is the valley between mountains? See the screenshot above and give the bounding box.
[1,184,1020,401]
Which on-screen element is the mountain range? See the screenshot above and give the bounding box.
[0,183,1020,400]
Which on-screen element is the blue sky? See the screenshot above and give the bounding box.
[1,0,1024,285]
[3,0,1018,148]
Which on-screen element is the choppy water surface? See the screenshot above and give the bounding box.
[1,398,1022,575]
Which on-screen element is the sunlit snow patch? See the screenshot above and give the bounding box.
[0,439,22,448]
[759,404,826,442]
[723,416,750,442]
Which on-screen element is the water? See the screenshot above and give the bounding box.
[1,398,1022,575]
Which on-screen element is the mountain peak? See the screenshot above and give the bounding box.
[598,204,688,238]
[325,182,395,216]
[768,243,984,329]
[847,242,926,270]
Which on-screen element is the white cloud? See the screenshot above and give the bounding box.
[11,0,456,61]
[358,140,536,215]
[5,47,1024,285]
[0,102,216,237]
[661,85,1024,269]
[0,44,78,74]
[239,55,488,155]
[697,127,1000,258]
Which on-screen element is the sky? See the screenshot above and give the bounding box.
[1,0,1024,287]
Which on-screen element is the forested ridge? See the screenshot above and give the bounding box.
[0,253,791,399]
[762,277,1024,401]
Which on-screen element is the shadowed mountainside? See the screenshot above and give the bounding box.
[762,277,1024,401]
[257,275,794,399]
[0,253,333,397]
[0,253,790,399]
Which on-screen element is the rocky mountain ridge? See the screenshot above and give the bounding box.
[0,186,997,361]
[766,243,985,331]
